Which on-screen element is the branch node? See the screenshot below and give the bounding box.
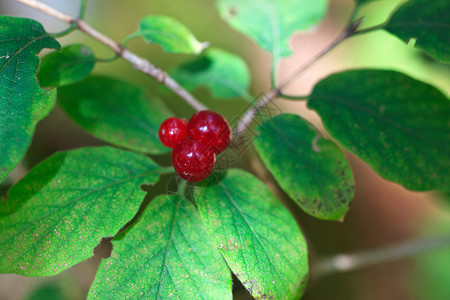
[348,17,364,34]
[71,17,79,26]
[156,71,167,83]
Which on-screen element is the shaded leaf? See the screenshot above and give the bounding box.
[0,147,163,276]
[170,48,251,100]
[385,0,450,63]
[0,16,60,182]
[216,0,328,57]
[89,194,232,299]
[354,0,378,6]
[439,191,450,206]
[125,15,207,54]
[58,76,172,155]
[196,169,308,300]
[254,114,354,220]
[25,284,65,300]
[38,44,95,87]
[308,70,450,191]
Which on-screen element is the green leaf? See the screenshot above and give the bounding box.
[216,0,328,57]
[385,0,450,63]
[413,219,450,300]
[38,44,95,88]
[196,169,308,300]
[439,191,450,206]
[254,114,354,220]
[0,16,60,182]
[0,146,163,276]
[26,284,65,300]
[89,194,232,299]
[170,48,251,100]
[415,242,450,300]
[354,0,378,6]
[125,15,207,54]
[58,76,172,155]
[308,70,450,191]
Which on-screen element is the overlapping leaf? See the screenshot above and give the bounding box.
[196,170,308,300]
[308,70,450,191]
[385,0,450,63]
[216,0,328,58]
[38,44,95,87]
[89,194,232,299]
[125,15,207,54]
[58,76,172,154]
[254,114,354,220]
[0,16,60,182]
[170,48,251,100]
[0,147,163,276]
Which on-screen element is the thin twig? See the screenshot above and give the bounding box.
[234,17,363,138]
[351,22,386,37]
[14,0,207,111]
[278,17,363,91]
[313,234,450,278]
[16,0,72,23]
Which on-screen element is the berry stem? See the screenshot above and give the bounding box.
[14,0,207,112]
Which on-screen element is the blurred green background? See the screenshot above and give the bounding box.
[1,0,449,299]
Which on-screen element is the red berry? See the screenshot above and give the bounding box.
[187,110,232,153]
[158,117,188,148]
[172,139,216,182]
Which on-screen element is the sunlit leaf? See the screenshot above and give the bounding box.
[125,15,207,54]
[89,194,232,299]
[196,169,308,300]
[0,147,163,276]
[216,0,328,58]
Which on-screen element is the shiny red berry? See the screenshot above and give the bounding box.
[158,117,188,148]
[172,139,216,182]
[187,110,232,153]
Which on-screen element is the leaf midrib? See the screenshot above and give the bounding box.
[0,34,49,73]
[218,181,288,295]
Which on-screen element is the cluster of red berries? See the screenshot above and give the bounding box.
[158,110,232,182]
